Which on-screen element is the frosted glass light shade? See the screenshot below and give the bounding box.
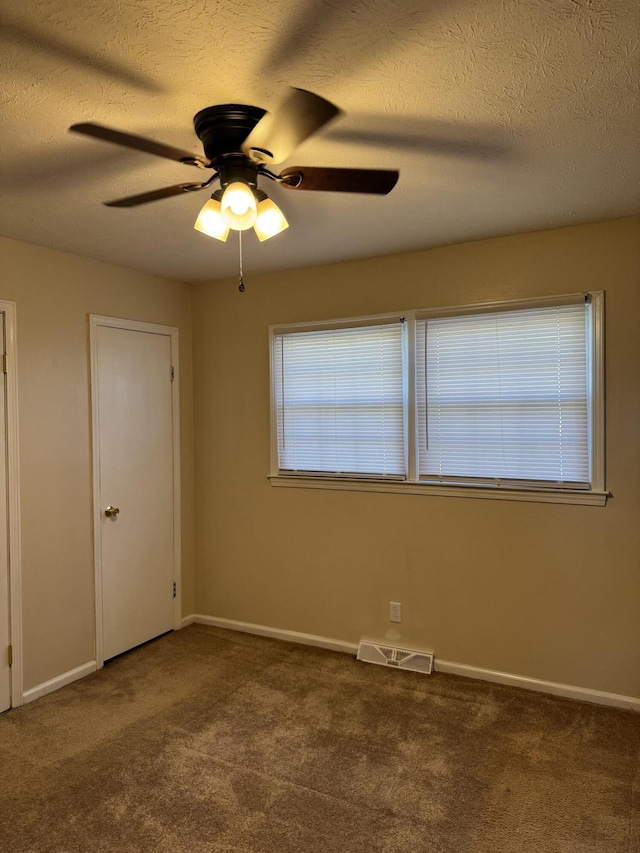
[253,197,289,241]
[221,182,257,231]
[194,197,230,241]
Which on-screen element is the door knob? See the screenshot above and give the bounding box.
[104,505,120,519]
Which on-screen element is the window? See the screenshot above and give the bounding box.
[416,302,590,486]
[270,293,605,505]
[273,322,405,477]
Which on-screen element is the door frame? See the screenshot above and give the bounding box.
[89,315,182,668]
[0,300,23,707]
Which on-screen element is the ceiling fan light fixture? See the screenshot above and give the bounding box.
[253,196,289,242]
[194,194,230,242]
[220,181,257,231]
[73,89,400,260]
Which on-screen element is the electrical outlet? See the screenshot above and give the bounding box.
[389,601,402,623]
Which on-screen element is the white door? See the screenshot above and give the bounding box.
[93,320,177,662]
[0,314,10,711]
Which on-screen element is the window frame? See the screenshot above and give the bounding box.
[269,292,606,506]
[272,317,407,480]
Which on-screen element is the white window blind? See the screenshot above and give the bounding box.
[416,302,590,486]
[274,323,405,477]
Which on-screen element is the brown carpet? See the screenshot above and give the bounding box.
[0,624,639,852]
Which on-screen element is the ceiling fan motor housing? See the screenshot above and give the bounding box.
[193,104,265,163]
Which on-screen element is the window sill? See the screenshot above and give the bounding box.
[268,475,609,506]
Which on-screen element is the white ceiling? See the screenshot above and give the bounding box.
[1,0,638,282]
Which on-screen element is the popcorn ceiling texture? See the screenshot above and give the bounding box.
[0,0,638,281]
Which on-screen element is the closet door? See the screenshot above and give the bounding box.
[92,318,178,662]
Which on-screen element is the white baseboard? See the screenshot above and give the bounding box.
[185,615,640,712]
[189,614,359,655]
[22,661,97,705]
[181,614,195,628]
[434,659,640,712]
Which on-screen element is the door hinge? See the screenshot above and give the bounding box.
[2,354,7,374]
[170,365,175,382]
[173,582,176,598]
[8,645,12,667]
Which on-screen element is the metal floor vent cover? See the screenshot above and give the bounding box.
[357,641,434,675]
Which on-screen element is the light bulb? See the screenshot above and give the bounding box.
[194,197,229,242]
[253,197,289,242]
[221,182,257,231]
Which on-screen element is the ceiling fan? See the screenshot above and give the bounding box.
[69,88,399,243]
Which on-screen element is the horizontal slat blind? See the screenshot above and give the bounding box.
[416,303,589,485]
[274,323,405,476]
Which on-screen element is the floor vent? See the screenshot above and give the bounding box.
[357,641,434,675]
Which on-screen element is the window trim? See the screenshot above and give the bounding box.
[269,293,607,506]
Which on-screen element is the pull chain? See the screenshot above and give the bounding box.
[238,230,245,293]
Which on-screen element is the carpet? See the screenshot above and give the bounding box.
[1,624,638,852]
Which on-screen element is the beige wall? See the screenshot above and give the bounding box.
[192,217,640,699]
[0,237,195,692]
[3,218,638,702]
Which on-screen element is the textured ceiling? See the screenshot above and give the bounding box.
[1,0,638,282]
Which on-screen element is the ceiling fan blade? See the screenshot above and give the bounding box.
[279,167,399,195]
[104,183,206,207]
[0,17,160,93]
[242,88,341,165]
[69,123,209,168]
